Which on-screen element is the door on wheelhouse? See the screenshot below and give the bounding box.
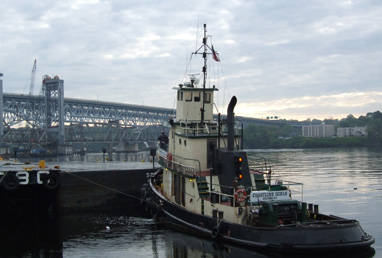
[174,174,186,206]
[207,139,217,170]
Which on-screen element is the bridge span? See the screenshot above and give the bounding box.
[0,76,304,154]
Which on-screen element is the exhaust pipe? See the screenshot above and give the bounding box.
[227,96,237,151]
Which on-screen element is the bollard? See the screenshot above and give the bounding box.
[218,211,224,220]
[314,204,319,214]
[308,203,313,212]
[212,209,218,219]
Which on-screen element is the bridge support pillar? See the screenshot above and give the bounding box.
[43,75,65,146]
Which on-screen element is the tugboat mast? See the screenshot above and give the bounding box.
[192,24,211,124]
[201,23,207,124]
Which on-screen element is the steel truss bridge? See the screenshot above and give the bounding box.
[0,78,303,153]
[1,94,174,151]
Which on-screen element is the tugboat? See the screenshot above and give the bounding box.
[142,24,374,254]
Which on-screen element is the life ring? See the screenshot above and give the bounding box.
[166,152,173,167]
[211,226,220,240]
[235,188,247,203]
[43,172,60,190]
[167,152,172,161]
[1,173,19,191]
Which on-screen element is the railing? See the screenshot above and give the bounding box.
[160,151,201,177]
[208,178,304,208]
[176,119,242,137]
[177,120,218,136]
[249,156,271,173]
[208,182,238,206]
[252,173,304,201]
[282,179,304,201]
[249,156,304,201]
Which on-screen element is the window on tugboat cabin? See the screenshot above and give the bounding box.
[204,93,211,103]
[177,91,183,101]
[185,92,192,102]
[194,92,200,102]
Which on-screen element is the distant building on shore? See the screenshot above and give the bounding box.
[337,126,367,137]
[302,123,335,138]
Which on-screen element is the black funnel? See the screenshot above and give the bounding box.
[227,96,237,151]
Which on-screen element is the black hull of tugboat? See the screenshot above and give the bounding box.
[147,180,374,254]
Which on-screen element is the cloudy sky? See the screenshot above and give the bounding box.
[1,0,381,121]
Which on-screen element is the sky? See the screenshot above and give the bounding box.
[1,0,381,121]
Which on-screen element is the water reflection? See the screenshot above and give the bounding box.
[61,212,163,258]
[165,230,375,258]
[0,212,62,257]
[0,211,375,258]
[164,231,270,258]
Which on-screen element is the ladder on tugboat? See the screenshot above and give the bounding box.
[196,177,209,198]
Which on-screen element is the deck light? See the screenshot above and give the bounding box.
[234,155,243,180]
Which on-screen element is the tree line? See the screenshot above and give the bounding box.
[243,111,382,149]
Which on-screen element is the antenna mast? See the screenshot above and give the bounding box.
[201,24,207,124]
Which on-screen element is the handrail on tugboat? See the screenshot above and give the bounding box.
[160,150,201,177]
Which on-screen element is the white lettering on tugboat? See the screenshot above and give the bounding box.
[250,190,290,202]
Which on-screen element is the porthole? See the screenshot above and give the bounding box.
[179,138,181,145]
[184,140,187,146]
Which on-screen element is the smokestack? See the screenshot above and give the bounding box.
[227,96,237,151]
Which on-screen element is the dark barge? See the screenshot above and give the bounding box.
[0,158,157,218]
[0,160,60,220]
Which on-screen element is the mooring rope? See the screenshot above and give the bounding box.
[62,171,144,202]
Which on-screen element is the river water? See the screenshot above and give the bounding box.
[0,147,380,257]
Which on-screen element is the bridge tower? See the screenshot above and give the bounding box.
[42,75,65,145]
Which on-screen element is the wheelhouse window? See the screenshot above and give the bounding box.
[194,92,200,102]
[204,93,211,103]
[178,91,183,101]
[185,92,192,102]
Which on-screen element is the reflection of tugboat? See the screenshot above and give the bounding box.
[142,24,374,254]
[165,231,269,258]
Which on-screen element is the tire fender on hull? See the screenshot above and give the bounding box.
[44,172,60,190]
[211,226,220,240]
[1,173,19,191]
